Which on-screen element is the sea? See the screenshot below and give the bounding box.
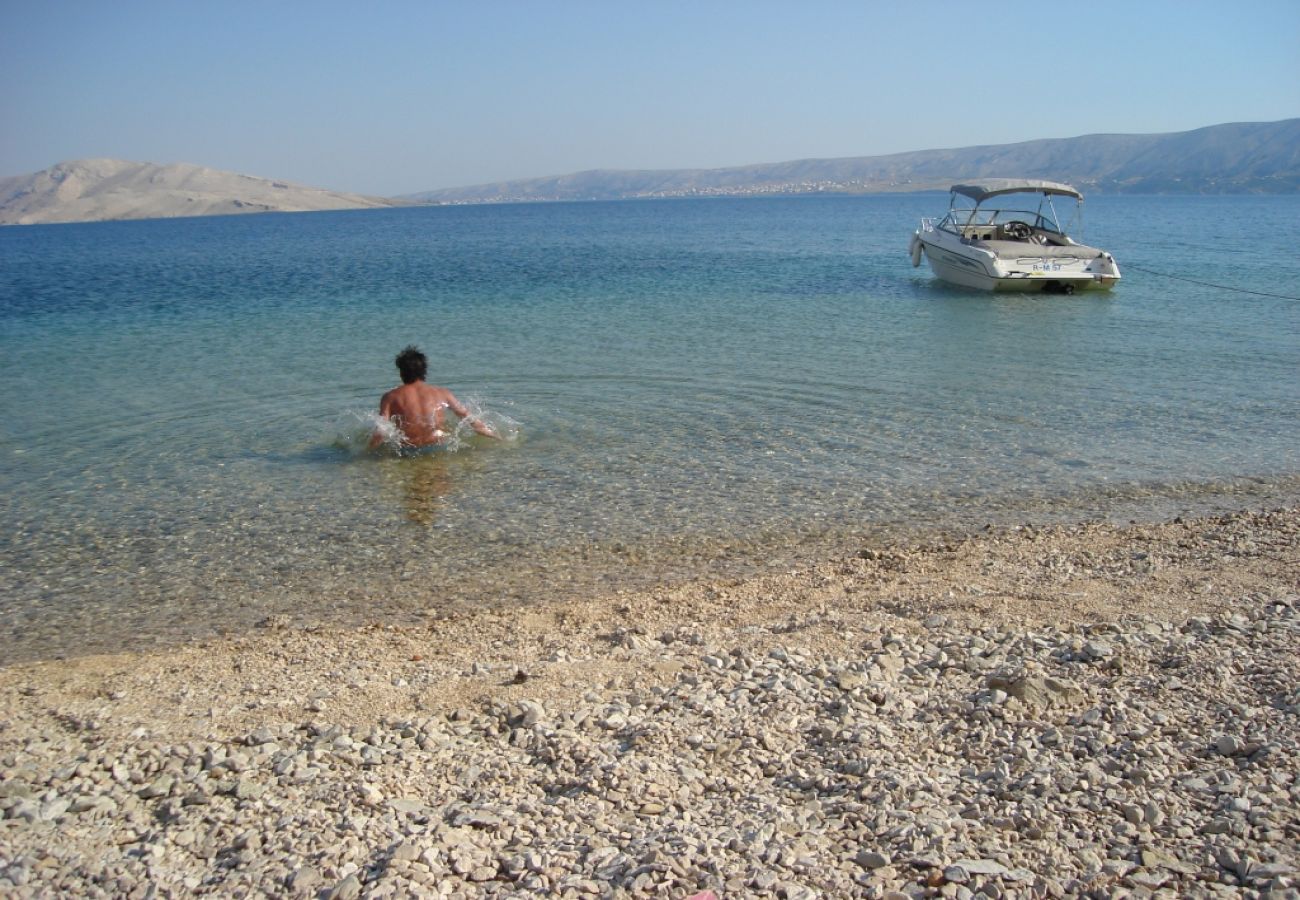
[2,194,1298,664]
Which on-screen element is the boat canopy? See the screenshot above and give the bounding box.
[950,179,1083,203]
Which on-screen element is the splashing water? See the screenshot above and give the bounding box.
[367,411,405,452]
[457,396,522,445]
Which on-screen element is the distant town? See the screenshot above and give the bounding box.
[432,180,928,205]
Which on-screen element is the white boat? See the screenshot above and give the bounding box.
[909,179,1120,293]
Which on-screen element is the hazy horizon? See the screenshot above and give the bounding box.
[3,1,1298,197]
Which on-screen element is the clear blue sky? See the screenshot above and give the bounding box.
[2,0,1297,196]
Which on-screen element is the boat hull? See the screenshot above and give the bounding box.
[915,233,1118,292]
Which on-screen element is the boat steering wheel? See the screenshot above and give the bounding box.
[1003,220,1032,240]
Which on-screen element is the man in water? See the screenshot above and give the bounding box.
[370,345,499,449]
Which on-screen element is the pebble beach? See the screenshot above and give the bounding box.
[1,506,1297,898]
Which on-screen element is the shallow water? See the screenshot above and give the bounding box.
[2,195,1298,663]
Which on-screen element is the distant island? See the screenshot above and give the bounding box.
[0,159,400,226]
[3,119,1297,225]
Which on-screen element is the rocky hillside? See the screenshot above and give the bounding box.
[0,159,400,225]
[405,119,1300,203]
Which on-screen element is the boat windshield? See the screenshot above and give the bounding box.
[941,206,1062,233]
[939,190,1080,238]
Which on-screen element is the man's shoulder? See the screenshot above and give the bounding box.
[379,384,413,408]
[420,383,455,399]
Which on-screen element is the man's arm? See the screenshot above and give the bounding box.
[447,391,499,439]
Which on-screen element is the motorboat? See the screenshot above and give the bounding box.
[909,179,1120,292]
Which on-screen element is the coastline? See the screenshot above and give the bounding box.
[1,505,1296,896]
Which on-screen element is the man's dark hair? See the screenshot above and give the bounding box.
[395,345,428,384]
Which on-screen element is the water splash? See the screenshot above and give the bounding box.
[366,411,406,452]
[456,396,522,445]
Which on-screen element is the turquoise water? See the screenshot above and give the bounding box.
[2,195,1298,663]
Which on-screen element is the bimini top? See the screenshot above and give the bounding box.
[950,179,1083,203]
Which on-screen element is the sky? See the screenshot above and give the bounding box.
[2,1,1297,197]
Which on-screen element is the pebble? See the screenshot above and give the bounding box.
[1215,733,1242,756]
[857,850,891,870]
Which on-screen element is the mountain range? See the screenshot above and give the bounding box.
[2,119,1297,225]
[403,119,1300,203]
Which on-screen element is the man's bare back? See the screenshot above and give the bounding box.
[370,346,498,449]
[374,381,488,447]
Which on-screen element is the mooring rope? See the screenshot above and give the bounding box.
[1124,263,1300,302]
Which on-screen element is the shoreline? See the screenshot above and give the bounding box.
[6,471,1298,669]
[1,505,1296,896]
